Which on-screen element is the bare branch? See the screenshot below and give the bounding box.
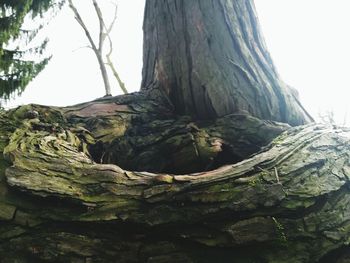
[69,0,125,95]
[68,0,98,55]
[274,167,280,184]
[72,45,93,53]
[106,53,128,94]
[69,0,112,96]
[106,1,118,35]
[92,0,106,52]
[103,1,128,94]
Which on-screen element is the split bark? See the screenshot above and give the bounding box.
[0,96,350,262]
[1,1,346,262]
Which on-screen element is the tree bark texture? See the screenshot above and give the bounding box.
[0,0,339,262]
[142,0,312,125]
[0,97,350,262]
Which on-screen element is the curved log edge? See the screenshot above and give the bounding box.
[1,95,350,262]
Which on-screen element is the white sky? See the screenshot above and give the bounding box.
[6,0,145,107]
[5,0,350,124]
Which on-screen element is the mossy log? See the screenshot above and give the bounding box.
[0,93,350,262]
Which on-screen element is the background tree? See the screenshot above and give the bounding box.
[0,0,63,103]
[68,0,128,96]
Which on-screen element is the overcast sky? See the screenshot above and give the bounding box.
[6,0,350,124]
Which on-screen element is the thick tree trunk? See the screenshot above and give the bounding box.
[0,100,350,263]
[2,0,345,262]
[142,0,312,125]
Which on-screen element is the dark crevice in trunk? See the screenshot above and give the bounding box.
[318,245,350,263]
[181,1,198,118]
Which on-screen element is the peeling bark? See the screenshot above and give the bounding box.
[0,97,350,262]
[2,0,345,262]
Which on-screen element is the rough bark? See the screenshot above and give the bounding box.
[0,96,350,262]
[2,0,343,262]
[142,0,312,125]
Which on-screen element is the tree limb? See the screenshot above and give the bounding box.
[103,1,128,94]
[106,1,118,35]
[106,54,128,94]
[68,0,98,55]
[1,99,349,262]
[92,0,105,53]
[68,0,112,96]
[94,0,127,94]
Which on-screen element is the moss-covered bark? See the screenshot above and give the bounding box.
[0,1,345,262]
[0,95,350,262]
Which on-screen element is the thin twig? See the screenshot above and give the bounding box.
[72,45,92,52]
[92,0,105,52]
[108,2,118,34]
[103,1,128,94]
[68,0,98,54]
[69,0,125,94]
[68,0,111,95]
[106,55,128,94]
[274,167,280,183]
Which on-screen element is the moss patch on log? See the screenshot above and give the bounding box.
[1,99,350,262]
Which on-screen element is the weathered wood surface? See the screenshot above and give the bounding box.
[142,0,313,125]
[62,94,288,174]
[0,95,350,262]
[0,0,343,261]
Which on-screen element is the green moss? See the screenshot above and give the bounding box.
[281,198,316,210]
[0,225,26,240]
[271,132,289,146]
[8,105,66,126]
[0,203,16,220]
[0,159,9,180]
[189,182,244,203]
[272,217,287,244]
[248,177,262,187]
[86,118,127,143]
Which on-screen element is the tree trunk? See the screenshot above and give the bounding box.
[0,101,350,263]
[2,0,348,262]
[142,0,312,125]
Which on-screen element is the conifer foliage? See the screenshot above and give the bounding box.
[0,0,63,102]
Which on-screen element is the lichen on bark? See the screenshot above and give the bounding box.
[1,0,349,262]
[0,98,350,262]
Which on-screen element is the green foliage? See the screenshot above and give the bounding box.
[0,0,64,102]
